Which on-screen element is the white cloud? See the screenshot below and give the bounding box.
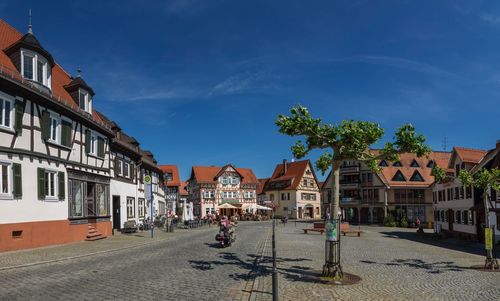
[208,70,278,96]
[481,14,500,25]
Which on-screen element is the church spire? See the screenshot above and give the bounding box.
[28,9,33,34]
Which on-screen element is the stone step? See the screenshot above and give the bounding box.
[85,235,106,241]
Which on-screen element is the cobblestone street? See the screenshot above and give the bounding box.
[0,222,271,301]
[1,221,500,300]
[253,223,500,301]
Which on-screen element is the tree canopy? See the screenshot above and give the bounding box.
[276,105,431,174]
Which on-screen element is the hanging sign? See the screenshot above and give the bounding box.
[326,220,338,242]
[485,228,493,251]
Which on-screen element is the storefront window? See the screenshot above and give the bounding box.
[70,180,83,218]
[97,184,107,216]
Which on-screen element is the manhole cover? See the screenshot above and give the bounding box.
[302,271,361,286]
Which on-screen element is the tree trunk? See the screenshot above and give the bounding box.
[322,159,343,278]
[484,189,493,262]
[333,160,340,221]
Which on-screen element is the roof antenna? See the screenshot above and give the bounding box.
[28,9,33,34]
[77,67,82,77]
[442,136,448,151]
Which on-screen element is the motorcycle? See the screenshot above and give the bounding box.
[215,226,235,248]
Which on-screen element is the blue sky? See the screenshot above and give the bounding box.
[2,1,500,180]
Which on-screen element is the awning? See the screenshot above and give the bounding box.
[218,203,237,209]
[256,205,272,211]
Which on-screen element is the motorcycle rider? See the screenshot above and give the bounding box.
[219,215,236,242]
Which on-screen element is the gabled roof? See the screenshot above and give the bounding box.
[268,160,318,190]
[179,181,189,196]
[158,165,181,187]
[257,178,270,195]
[0,18,108,130]
[190,165,258,185]
[470,142,500,173]
[4,32,55,66]
[451,147,488,166]
[64,76,95,96]
[377,151,452,188]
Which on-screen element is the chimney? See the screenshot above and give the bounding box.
[283,159,287,175]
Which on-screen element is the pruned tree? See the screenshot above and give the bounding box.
[276,105,431,278]
[459,168,500,269]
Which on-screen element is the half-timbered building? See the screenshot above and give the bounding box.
[0,19,113,251]
[187,164,258,218]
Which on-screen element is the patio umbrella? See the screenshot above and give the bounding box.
[256,204,272,210]
[218,203,237,209]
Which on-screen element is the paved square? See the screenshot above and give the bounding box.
[1,222,499,300]
[253,223,500,301]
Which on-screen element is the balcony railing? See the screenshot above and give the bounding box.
[340,165,360,174]
[340,197,360,204]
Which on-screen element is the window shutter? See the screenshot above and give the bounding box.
[37,168,45,200]
[41,111,50,141]
[12,163,22,198]
[58,172,65,200]
[130,163,134,180]
[114,157,120,175]
[85,129,91,153]
[97,137,105,157]
[14,100,24,135]
[61,120,72,147]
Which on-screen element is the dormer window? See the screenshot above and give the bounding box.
[21,49,51,89]
[79,89,92,113]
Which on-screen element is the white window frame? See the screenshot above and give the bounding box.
[123,162,130,178]
[0,161,13,198]
[90,133,97,155]
[127,197,135,219]
[78,89,92,113]
[0,92,13,130]
[231,177,239,185]
[221,177,228,185]
[44,169,58,200]
[49,114,60,143]
[20,49,51,89]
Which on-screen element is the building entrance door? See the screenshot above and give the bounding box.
[448,209,454,231]
[113,196,121,229]
[86,183,96,216]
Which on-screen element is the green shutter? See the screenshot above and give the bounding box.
[14,100,24,135]
[97,137,105,157]
[61,120,72,147]
[37,168,45,199]
[12,163,22,198]
[114,157,120,175]
[41,111,50,141]
[58,172,65,200]
[85,129,91,153]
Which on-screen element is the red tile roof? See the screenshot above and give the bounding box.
[190,165,258,184]
[268,160,317,190]
[453,147,488,164]
[179,181,189,196]
[377,151,452,188]
[158,165,181,187]
[0,18,108,129]
[257,178,269,195]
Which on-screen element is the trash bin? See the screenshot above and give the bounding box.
[427,221,433,229]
